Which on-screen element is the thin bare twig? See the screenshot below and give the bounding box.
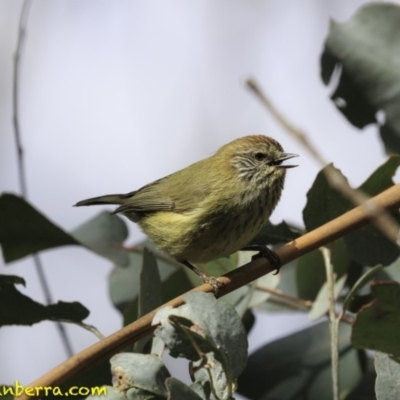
[69,322,105,341]
[255,285,312,310]
[13,0,31,196]
[12,0,73,357]
[246,78,400,246]
[321,247,340,400]
[255,285,355,324]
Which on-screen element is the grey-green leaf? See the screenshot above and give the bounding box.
[342,264,384,315]
[237,321,362,400]
[303,158,400,267]
[321,3,400,153]
[309,274,347,321]
[249,220,302,246]
[110,353,169,396]
[153,292,248,379]
[375,352,400,400]
[135,248,163,352]
[166,378,203,400]
[71,211,129,265]
[352,282,400,358]
[109,241,179,313]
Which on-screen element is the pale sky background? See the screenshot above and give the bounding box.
[0,1,394,398]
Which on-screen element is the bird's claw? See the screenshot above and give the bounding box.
[200,273,224,296]
[249,246,282,274]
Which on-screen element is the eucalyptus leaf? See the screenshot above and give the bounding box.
[344,157,400,266]
[346,369,376,400]
[217,250,280,312]
[0,193,79,263]
[189,381,212,400]
[216,252,252,310]
[241,309,256,335]
[71,211,129,265]
[342,264,384,315]
[296,241,351,303]
[0,274,89,327]
[109,244,177,312]
[126,388,165,400]
[375,352,400,400]
[0,193,130,265]
[303,165,350,233]
[122,268,193,327]
[247,265,280,309]
[303,158,400,267]
[237,321,362,400]
[135,248,163,353]
[166,377,203,400]
[352,282,400,358]
[385,256,400,282]
[309,274,347,321]
[321,3,400,153]
[296,250,326,301]
[110,353,169,397]
[190,352,231,400]
[249,220,301,246]
[139,248,162,317]
[153,292,248,379]
[260,259,303,312]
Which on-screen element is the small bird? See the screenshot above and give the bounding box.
[75,135,298,291]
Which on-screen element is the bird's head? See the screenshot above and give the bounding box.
[218,135,298,189]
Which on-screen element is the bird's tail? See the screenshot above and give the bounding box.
[74,193,132,207]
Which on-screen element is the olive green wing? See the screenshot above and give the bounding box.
[113,163,212,215]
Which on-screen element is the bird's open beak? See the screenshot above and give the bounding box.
[275,153,299,169]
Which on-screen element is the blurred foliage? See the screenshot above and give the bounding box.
[375,352,400,400]
[238,321,361,400]
[321,3,400,154]
[0,274,89,327]
[2,2,400,399]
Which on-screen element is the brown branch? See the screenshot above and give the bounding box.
[255,285,312,310]
[17,183,400,400]
[246,78,400,246]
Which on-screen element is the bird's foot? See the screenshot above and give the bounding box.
[199,273,224,295]
[242,245,282,275]
[181,260,224,295]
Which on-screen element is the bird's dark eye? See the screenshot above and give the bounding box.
[255,152,266,161]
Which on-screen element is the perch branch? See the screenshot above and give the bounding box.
[17,183,400,400]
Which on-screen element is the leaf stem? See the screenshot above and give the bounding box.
[320,247,340,400]
[255,285,312,310]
